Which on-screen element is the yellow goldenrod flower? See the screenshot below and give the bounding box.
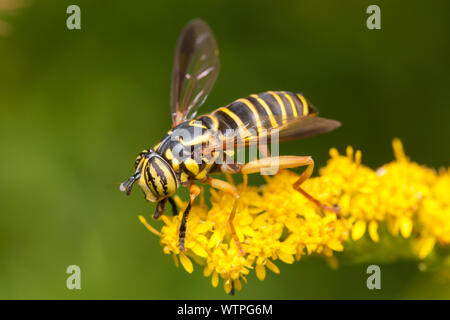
[138,139,450,293]
[377,139,437,239]
[415,168,450,258]
[203,244,251,293]
[320,146,384,242]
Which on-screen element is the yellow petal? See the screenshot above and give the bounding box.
[417,237,436,259]
[179,253,193,274]
[339,194,351,215]
[265,260,280,274]
[352,220,367,240]
[208,231,222,248]
[173,195,184,208]
[236,228,244,244]
[326,256,339,270]
[323,247,333,257]
[392,138,406,161]
[368,220,380,243]
[195,221,212,233]
[327,239,344,252]
[387,217,399,236]
[306,244,317,254]
[242,226,255,237]
[400,218,413,238]
[329,147,339,158]
[234,279,242,291]
[160,215,172,226]
[256,256,265,265]
[355,150,362,165]
[203,265,213,277]
[224,278,232,294]
[278,251,294,264]
[191,244,208,258]
[138,215,161,236]
[346,145,354,159]
[295,248,303,261]
[303,209,316,220]
[211,272,219,288]
[255,263,266,281]
[172,254,179,268]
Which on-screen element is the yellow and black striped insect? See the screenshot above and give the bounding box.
[120,19,341,253]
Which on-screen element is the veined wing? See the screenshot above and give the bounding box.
[170,19,220,126]
[205,112,341,152]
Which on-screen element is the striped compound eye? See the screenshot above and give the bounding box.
[139,155,178,202]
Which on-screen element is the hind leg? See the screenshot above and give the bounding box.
[240,156,340,214]
[205,177,244,255]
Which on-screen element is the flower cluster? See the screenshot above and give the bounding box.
[139,139,450,293]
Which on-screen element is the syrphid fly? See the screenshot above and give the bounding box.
[120,19,341,254]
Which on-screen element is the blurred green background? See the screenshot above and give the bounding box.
[0,0,449,299]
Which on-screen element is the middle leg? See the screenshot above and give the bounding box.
[178,182,201,252]
[205,177,244,255]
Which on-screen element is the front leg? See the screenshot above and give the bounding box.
[178,182,201,252]
[153,198,167,219]
[154,197,178,219]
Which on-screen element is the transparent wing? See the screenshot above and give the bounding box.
[206,113,341,152]
[170,19,220,125]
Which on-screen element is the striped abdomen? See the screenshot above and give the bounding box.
[211,91,316,136]
[154,91,317,184]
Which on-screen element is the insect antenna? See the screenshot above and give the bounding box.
[119,172,141,196]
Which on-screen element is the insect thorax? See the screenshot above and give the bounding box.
[154,115,223,184]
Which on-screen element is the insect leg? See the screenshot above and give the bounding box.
[229,281,235,296]
[242,173,248,190]
[179,182,201,252]
[168,197,178,216]
[205,177,244,255]
[153,198,168,219]
[259,145,271,183]
[241,156,340,214]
